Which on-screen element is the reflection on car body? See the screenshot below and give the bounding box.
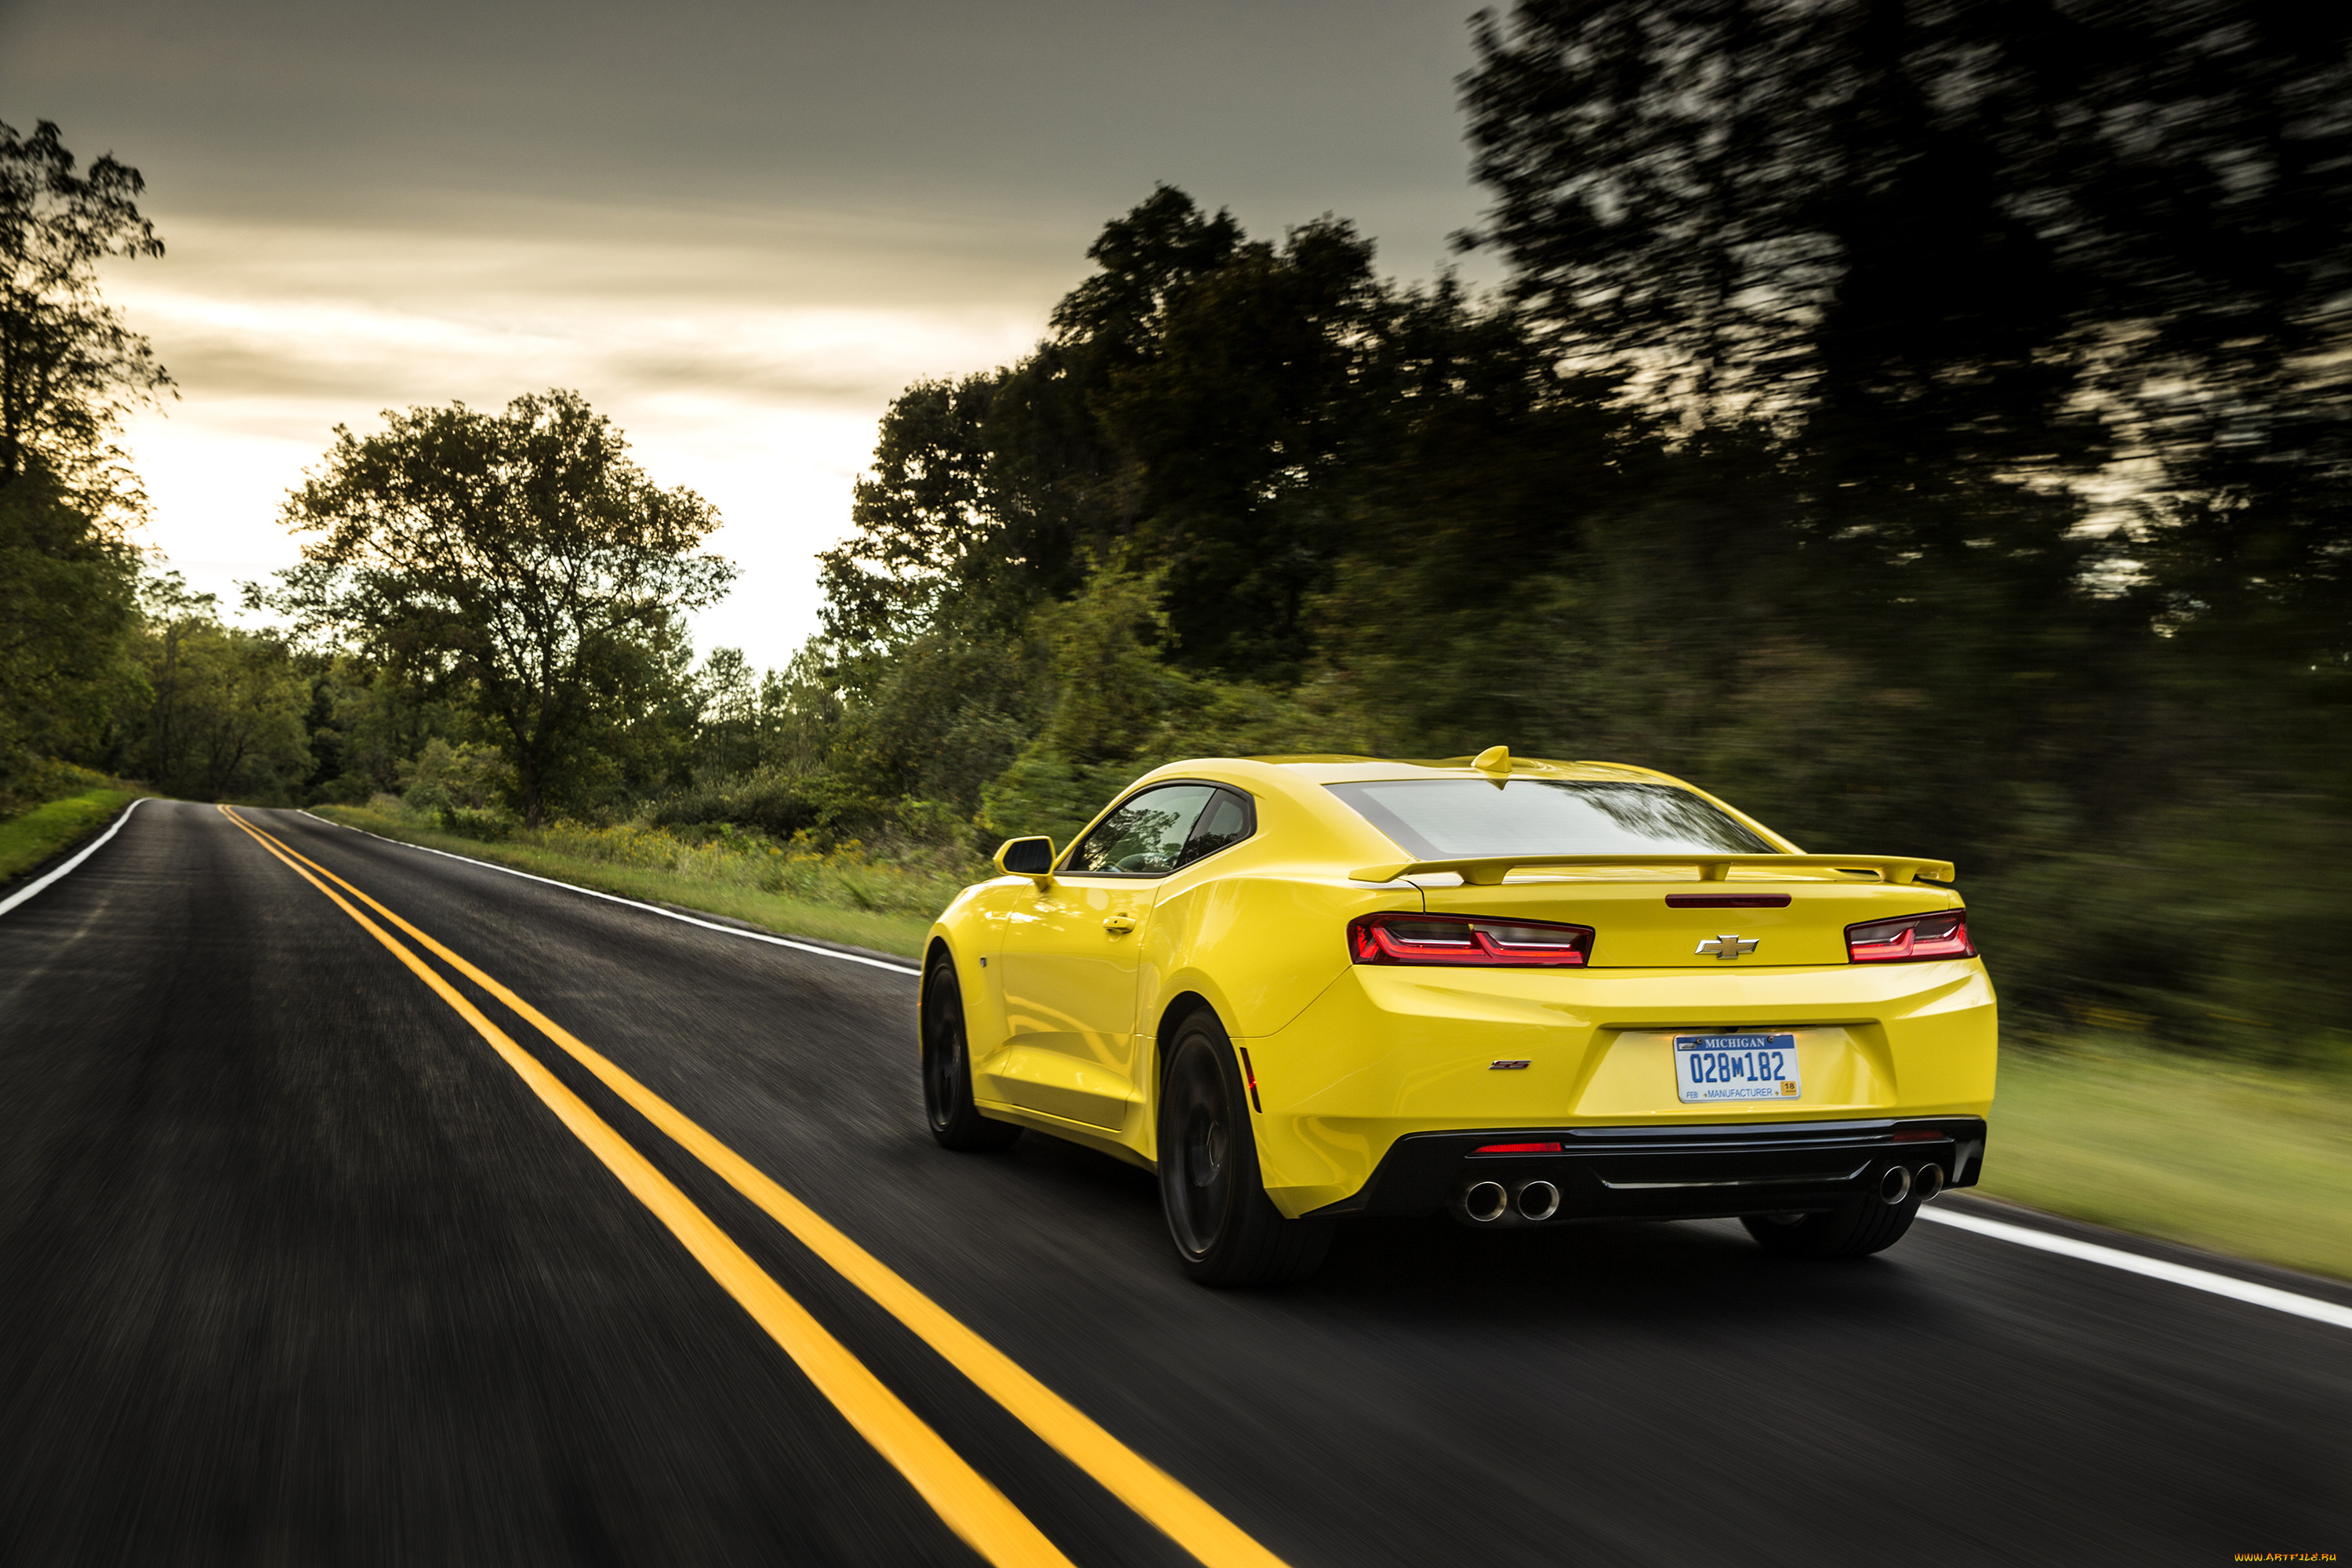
[920,748,1995,1286]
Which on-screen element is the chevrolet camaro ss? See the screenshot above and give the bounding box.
[919,750,1995,1285]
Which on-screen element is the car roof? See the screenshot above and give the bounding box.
[1115,753,1800,858]
[1221,754,1686,786]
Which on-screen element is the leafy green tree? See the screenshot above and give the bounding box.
[0,121,165,795]
[1094,217,1383,676]
[265,390,735,826]
[1449,0,2349,1052]
[1457,1,2351,605]
[397,736,510,819]
[692,647,763,778]
[132,574,312,800]
[2066,5,2352,667]
[971,188,1250,622]
[815,187,1425,799]
[0,467,140,782]
[981,562,1370,847]
[0,119,172,510]
[820,605,1044,829]
[295,655,463,804]
[1458,2,2100,477]
[818,375,1004,651]
[757,644,847,779]
[820,190,1261,668]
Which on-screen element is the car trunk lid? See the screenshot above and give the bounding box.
[1407,868,1965,968]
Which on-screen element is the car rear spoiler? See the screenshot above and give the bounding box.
[1348,853,1956,887]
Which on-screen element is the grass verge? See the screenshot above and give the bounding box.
[311,804,936,959]
[1980,1041,2352,1282]
[0,788,139,885]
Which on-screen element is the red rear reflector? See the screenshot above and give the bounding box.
[1846,910,1975,962]
[1349,912,1593,967]
[1475,1142,1563,1155]
[1666,894,1792,908]
[1890,1129,1942,1142]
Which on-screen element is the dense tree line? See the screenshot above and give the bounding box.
[760,0,2350,1056]
[10,0,2347,1058]
[0,118,180,808]
[0,120,331,806]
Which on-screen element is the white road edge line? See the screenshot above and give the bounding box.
[1918,1206,2352,1331]
[0,797,150,920]
[263,813,2352,1334]
[293,810,923,975]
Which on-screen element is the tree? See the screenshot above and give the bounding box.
[2077,3,2352,665]
[1458,3,2352,562]
[1458,2,2100,470]
[129,573,313,800]
[0,122,165,795]
[983,188,1250,621]
[0,119,172,511]
[826,190,1403,678]
[266,390,735,826]
[692,646,762,778]
[0,466,140,782]
[1097,217,1384,677]
[817,374,1003,651]
[292,655,464,804]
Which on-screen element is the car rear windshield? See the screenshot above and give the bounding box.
[1327,779,1778,860]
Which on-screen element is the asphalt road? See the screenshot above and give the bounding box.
[2,799,2343,1566]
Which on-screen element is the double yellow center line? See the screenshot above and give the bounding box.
[219,806,1286,1568]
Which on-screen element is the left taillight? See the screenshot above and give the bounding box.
[1846,910,1975,962]
[1348,912,1593,967]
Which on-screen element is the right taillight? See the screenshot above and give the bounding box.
[1846,910,1975,962]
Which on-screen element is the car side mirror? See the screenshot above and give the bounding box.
[994,836,1056,884]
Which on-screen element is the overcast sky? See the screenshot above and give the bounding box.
[1,0,1497,668]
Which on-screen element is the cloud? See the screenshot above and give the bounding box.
[96,213,1047,670]
[5,1,1483,229]
[113,256,1040,410]
[3,0,1498,669]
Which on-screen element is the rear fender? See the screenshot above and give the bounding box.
[1142,871,1421,1040]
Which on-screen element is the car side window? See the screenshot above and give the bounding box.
[1064,784,1215,876]
[1176,788,1254,868]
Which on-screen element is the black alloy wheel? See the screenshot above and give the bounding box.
[1156,1012,1332,1287]
[921,953,1019,1151]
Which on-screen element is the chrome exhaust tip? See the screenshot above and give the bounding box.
[1463,1180,1509,1223]
[1879,1164,1913,1206]
[1912,1163,1944,1203]
[1515,1180,1561,1222]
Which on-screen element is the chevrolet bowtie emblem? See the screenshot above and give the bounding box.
[1697,934,1760,960]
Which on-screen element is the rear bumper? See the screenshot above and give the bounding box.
[1247,959,1996,1217]
[1304,1115,1986,1222]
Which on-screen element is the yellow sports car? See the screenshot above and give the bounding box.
[920,750,1995,1285]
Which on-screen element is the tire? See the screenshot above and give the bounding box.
[921,953,1020,1152]
[1743,1189,1918,1258]
[1156,1012,1333,1287]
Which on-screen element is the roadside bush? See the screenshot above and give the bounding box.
[643,767,823,839]
[528,818,972,916]
[0,756,120,817]
[397,738,507,815]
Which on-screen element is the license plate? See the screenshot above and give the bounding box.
[1674,1033,1801,1102]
